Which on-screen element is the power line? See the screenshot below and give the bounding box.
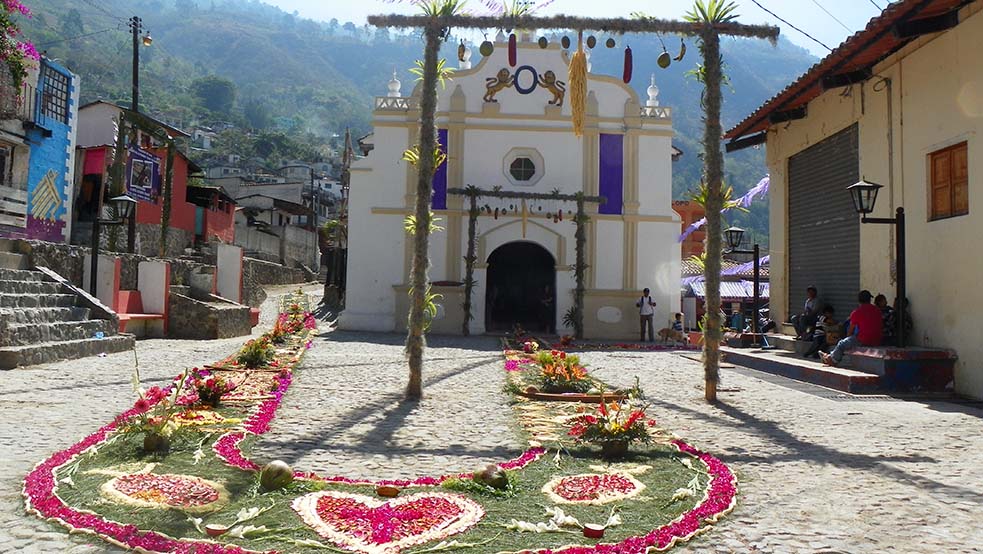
[868,0,883,10]
[809,0,853,33]
[748,0,833,52]
[36,27,120,48]
[78,0,126,23]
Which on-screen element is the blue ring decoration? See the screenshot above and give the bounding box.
[513,65,539,95]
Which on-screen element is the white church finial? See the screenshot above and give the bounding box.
[460,42,472,70]
[646,74,660,107]
[387,67,402,98]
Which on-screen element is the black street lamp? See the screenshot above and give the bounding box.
[847,179,907,347]
[725,226,762,345]
[90,195,138,296]
[126,16,152,253]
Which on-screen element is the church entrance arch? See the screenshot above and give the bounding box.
[485,241,556,334]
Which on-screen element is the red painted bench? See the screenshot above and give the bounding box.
[117,290,165,337]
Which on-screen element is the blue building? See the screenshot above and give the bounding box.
[0,57,80,243]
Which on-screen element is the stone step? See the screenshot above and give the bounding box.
[0,334,135,369]
[0,268,48,282]
[765,333,813,355]
[3,319,117,347]
[0,306,91,324]
[0,279,63,295]
[722,346,882,394]
[0,293,76,308]
[0,251,28,270]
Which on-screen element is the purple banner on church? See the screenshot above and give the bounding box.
[431,128,448,210]
[598,134,623,215]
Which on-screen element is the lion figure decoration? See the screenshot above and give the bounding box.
[484,68,514,103]
[538,70,566,107]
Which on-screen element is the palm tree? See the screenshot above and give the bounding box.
[685,0,739,403]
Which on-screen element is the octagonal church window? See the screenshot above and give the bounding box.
[503,147,545,187]
[509,157,536,182]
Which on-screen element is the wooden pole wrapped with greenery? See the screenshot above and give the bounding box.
[462,186,480,336]
[573,193,588,339]
[372,0,777,403]
[159,144,175,258]
[106,117,129,252]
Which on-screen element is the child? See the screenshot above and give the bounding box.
[804,305,834,359]
[672,312,684,333]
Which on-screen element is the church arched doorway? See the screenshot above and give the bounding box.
[485,241,556,334]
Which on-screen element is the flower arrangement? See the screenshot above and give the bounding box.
[115,371,193,452]
[236,338,275,368]
[560,335,575,347]
[185,367,236,406]
[522,340,539,353]
[1,0,39,91]
[567,398,655,454]
[535,350,593,393]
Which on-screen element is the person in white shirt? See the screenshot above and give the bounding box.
[636,288,657,342]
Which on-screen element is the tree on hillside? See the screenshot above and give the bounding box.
[191,76,237,115]
[342,21,357,37]
[59,8,83,37]
[243,98,272,129]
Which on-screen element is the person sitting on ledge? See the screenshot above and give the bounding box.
[804,305,834,359]
[791,286,819,340]
[821,290,882,367]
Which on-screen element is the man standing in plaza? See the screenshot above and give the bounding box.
[821,290,882,367]
[637,288,656,342]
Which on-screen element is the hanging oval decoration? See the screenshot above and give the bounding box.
[513,65,539,95]
[606,37,616,48]
[558,210,563,222]
[538,36,548,49]
[658,50,672,69]
[494,207,499,219]
[480,40,494,57]
[561,35,571,49]
[586,35,597,49]
[623,46,633,84]
[458,40,467,62]
[508,33,518,67]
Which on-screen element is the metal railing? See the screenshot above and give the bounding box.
[0,82,38,123]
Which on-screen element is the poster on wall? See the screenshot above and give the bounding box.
[125,146,160,203]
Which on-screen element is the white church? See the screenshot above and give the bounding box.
[342,36,681,339]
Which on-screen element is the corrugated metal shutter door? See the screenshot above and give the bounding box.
[788,124,859,320]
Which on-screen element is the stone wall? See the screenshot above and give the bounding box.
[243,257,315,287]
[168,293,251,340]
[135,223,194,259]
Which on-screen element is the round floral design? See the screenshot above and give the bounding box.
[101,473,228,513]
[542,472,646,505]
[292,491,484,554]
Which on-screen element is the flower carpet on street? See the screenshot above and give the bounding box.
[23,292,736,554]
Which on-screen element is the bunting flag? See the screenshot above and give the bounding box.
[678,176,770,243]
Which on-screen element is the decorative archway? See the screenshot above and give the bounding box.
[485,241,555,333]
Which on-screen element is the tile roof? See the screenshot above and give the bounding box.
[725,0,971,142]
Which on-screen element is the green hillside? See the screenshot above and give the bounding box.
[20,0,816,244]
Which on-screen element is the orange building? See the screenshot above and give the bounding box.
[672,200,705,258]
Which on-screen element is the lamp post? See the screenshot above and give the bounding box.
[90,195,137,297]
[847,179,906,347]
[127,16,151,253]
[725,226,761,346]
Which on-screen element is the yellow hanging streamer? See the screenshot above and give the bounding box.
[568,31,587,137]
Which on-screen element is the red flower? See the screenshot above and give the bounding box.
[559,351,567,359]
[134,399,150,412]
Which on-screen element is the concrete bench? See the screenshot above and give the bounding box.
[843,346,956,392]
[117,290,165,338]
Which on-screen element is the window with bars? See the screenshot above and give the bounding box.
[0,144,11,188]
[929,142,968,220]
[39,64,70,124]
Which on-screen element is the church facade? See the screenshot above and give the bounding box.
[343,39,681,339]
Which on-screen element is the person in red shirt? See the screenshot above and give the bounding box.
[821,290,883,367]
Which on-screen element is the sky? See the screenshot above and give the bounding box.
[263,0,887,57]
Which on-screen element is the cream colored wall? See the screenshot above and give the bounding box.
[340,125,411,332]
[764,3,983,398]
[594,220,624,289]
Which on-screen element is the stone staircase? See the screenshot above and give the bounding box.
[0,244,134,369]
